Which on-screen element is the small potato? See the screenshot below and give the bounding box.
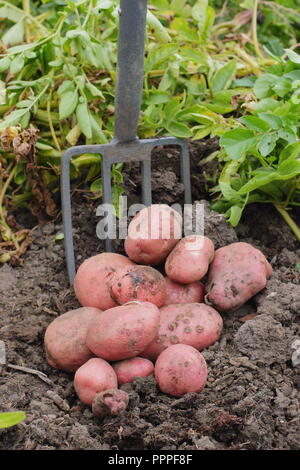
[113,357,154,386]
[44,307,102,372]
[86,301,160,361]
[125,204,182,265]
[74,253,135,310]
[110,265,166,307]
[92,389,129,419]
[74,358,118,405]
[155,344,208,397]
[164,277,204,305]
[205,242,273,312]
[165,235,215,284]
[141,303,223,361]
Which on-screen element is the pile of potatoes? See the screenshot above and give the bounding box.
[44,205,272,418]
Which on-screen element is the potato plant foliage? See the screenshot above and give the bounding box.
[0,0,300,263]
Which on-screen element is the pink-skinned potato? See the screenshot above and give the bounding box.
[140,303,223,361]
[125,204,182,265]
[92,389,129,418]
[74,253,135,310]
[109,265,166,307]
[113,357,154,386]
[86,301,160,361]
[205,242,273,312]
[165,235,215,284]
[155,344,208,397]
[74,358,118,405]
[44,307,102,372]
[164,277,204,305]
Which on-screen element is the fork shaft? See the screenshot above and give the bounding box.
[113,0,147,143]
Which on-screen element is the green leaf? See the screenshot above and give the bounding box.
[220,129,256,160]
[85,82,105,99]
[57,80,74,96]
[0,109,28,128]
[0,412,25,429]
[238,168,278,194]
[225,205,244,227]
[90,114,108,144]
[210,60,236,96]
[76,101,92,139]
[277,159,300,179]
[277,128,297,144]
[284,49,300,64]
[145,90,170,105]
[0,56,11,72]
[258,133,278,157]
[219,181,240,200]
[145,44,178,72]
[2,22,24,47]
[10,56,25,75]
[170,18,198,42]
[163,97,183,123]
[279,142,300,164]
[165,121,193,138]
[59,90,78,120]
[238,115,270,132]
[252,98,279,113]
[90,177,102,193]
[253,74,277,99]
[257,113,282,130]
[147,11,171,43]
[273,79,291,98]
[192,125,212,140]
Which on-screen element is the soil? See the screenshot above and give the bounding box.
[0,139,300,451]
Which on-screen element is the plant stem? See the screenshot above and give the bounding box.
[252,0,264,60]
[0,164,20,250]
[23,0,31,43]
[47,92,61,151]
[274,204,300,242]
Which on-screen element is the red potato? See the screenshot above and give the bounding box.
[140,303,223,361]
[165,235,215,284]
[113,357,154,386]
[164,277,204,305]
[155,344,208,397]
[125,204,182,265]
[109,265,166,307]
[92,389,129,419]
[44,307,102,372]
[86,301,160,361]
[205,242,273,312]
[73,253,135,310]
[74,358,118,405]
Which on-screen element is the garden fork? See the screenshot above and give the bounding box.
[61,0,192,284]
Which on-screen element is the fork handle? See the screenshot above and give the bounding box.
[113,0,147,143]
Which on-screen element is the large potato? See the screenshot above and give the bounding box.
[125,204,182,265]
[141,303,223,361]
[164,277,204,305]
[44,307,102,372]
[110,265,166,307]
[205,242,273,312]
[112,357,154,386]
[74,358,118,405]
[155,344,208,397]
[74,253,135,310]
[165,235,215,284]
[86,301,160,361]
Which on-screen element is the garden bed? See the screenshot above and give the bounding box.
[0,141,299,451]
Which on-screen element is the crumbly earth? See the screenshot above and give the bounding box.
[0,141,299,450]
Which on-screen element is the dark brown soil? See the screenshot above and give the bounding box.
[0,140,299,451]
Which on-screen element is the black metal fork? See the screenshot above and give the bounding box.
[61,0,192,284]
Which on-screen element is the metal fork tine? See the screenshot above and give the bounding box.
[141,159,152,206]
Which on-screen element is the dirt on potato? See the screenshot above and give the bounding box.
[0,140,300,451]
